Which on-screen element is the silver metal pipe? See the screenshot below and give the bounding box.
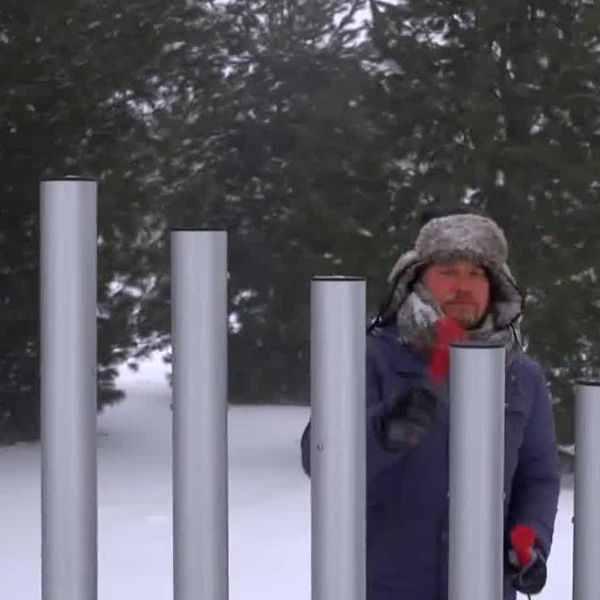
[40,177,98,600]
[448,342,505,600]
[573,380,600,600]
[311,276,366,600]
[171,229,228,600]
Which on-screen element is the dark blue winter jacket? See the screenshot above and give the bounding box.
[300,322,561,600]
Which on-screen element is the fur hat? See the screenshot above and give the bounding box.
[384,213,523,329]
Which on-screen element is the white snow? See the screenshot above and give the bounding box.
[0,357,574,599]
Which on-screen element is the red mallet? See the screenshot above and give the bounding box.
[510,524,536,567]
[428,316,467,383]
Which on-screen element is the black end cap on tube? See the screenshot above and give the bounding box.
[40,174,97,182]
[450,341,506,349]
[312,276,365,282]
[576,378,600,387]
[171,228,228,232]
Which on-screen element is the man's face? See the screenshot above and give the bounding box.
[421,259,490,329]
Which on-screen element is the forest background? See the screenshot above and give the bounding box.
[2,0,599,450]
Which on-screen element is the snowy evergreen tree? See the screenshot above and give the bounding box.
[0,0,231,441]
[368,0,600,443]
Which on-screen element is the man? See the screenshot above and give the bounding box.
[300,211,560,600]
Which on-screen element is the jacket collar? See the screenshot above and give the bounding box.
[371,321,428,375]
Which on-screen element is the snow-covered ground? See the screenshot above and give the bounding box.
[0,357,574,599]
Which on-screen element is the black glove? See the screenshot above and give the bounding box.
[377,386,438,452]
[506,537,548,595]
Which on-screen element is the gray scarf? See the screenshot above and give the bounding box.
[396,283,521,365]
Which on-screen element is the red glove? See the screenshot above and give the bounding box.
[428,316,467,383]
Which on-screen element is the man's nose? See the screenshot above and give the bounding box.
[451,276,474,294]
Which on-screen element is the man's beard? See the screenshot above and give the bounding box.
[442,303,484,330]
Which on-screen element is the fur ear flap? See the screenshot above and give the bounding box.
[388,250,419,283]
